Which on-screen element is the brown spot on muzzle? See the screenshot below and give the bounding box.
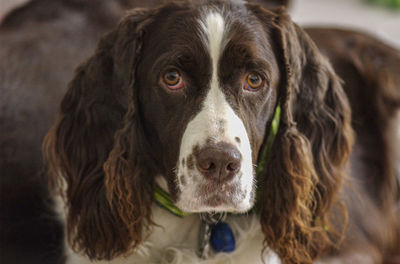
[217,119,226,134]
[180,175,187,186]
[187,154,195,170]
[235,137,241,144]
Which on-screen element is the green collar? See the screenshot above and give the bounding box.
[154,184,192,217]
[154,105,281,217]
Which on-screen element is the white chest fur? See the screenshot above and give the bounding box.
[58,200,281,264]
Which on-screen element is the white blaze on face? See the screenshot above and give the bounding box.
[174,11,255,213]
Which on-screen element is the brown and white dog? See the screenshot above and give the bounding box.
[1,0,400,263]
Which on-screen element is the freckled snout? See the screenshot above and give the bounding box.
[195,142,242,183]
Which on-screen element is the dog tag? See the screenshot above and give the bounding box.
[198,213,230,258]
[210,222,235,253]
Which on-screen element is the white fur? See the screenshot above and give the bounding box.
[175,11,255,213]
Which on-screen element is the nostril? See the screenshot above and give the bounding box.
[197,159,216,172]
[208,162,216,171]
[205,162,216,171]
[226,162,240,172]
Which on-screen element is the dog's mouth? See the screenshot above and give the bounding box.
[197,181,242,201]
[203,194,228,207]
[173,171,255,213]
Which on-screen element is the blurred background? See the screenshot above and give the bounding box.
[291,0,400,48]
[2,0,400,47]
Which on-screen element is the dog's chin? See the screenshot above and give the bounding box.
[176,198,254,214]
[175,185,255,214]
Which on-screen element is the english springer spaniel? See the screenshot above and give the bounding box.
[40,1,400,263]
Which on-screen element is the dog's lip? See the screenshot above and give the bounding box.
[193,182,242,209]
[204,194,228,207]
[197,182,238,197]
[176,180,253,212]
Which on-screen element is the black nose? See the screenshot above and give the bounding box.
[195,142,242,183]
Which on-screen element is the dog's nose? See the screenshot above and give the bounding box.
[195,143,242,182]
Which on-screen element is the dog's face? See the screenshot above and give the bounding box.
[137,5,280,213]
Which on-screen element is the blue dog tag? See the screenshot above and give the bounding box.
[210,222,235,253]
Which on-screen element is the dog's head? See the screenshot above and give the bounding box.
[45,1,353,263]
[138,6,282,213]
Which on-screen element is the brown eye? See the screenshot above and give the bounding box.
[163,70,183,90]
[244,73,264,91]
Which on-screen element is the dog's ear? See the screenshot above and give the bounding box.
[249,6,354,264]
[44,8,157,260]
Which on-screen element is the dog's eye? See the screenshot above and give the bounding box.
[244,73,265,91]
[163,70,183,90]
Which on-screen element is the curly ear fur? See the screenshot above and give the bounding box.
[43,8,158,260]
[252,7,354,264]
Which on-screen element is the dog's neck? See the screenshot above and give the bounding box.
[139,203,281,263]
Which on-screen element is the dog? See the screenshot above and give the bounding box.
[43,1,400,263]
[1,0,399,263]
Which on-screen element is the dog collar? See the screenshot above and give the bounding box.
[154,184,191,217]
[153,104,281,256]
[255,105,281,176]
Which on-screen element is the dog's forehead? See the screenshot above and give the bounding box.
[143,2,267,61]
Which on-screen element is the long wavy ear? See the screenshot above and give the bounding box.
[44,9,157,260]
[250,6,354,264]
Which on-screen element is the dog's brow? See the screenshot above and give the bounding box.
[199,11,227,75]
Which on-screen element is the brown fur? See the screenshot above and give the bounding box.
[43,8,162,259]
